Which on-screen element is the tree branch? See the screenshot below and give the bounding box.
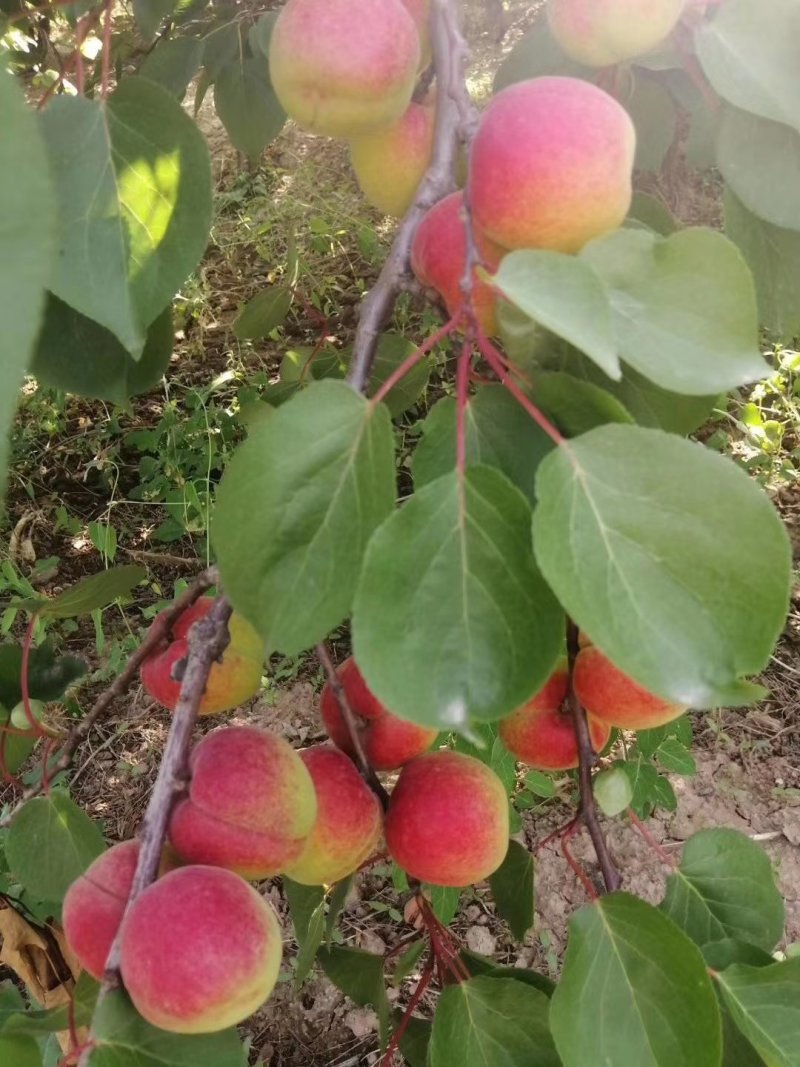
[80,594,233,1064]
[346,0,478,393]
[315,642,389,810]
[566,620,621,893]
[0,567,219,828]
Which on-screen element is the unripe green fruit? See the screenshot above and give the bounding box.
[547,0,686,68]
[10,699,46,731]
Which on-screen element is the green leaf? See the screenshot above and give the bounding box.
[628,192,678,236]
[318,946,389,1047]
[132,0,176,39]
[721,1005,764,1067]
[651,773,678,814]
[533,425,791,709]
[488,840,534,942]
[524,769,556,799]
[550,893,722,1066]
[234,287,293,340]
[0,1035,41,1067]
[724,187,800,339]
[460,951,555,997]
[391,941,426,985]
[140,37,205,99]
[294,899,325,985]
[200,20,240,80]
[283,879,325,947]
[412,385,555,506]
[494,18,588,92]
[214,57,286,158]
[24,566,145,619]
[530,371,634,437]
[696,0,800,131]
[661,828,784,953]
[353,467,564,729]
[366,334,430,419]
[429,976,560,1067]
[88,989,248,1066]
[580,228,767,396]
[0,704,38,777]
[426,885,461,927]
[214,380,396,655]
[0,640,86,707]
[715,107,800,232]
[0,68,55,503]
[0,981,26,1024]
[40,78,212,356]
[492,250,620,380]
[655,738,697,776]
[32,297,173,404]
[704,941,775,971]
[248,11,278,58]
[325,875,353,942]
[396,1014,431,1067]
[716,959,800,1067]
[626,73,677,172]
[618,755,660,817]
[593,766,634,817]
[3,973,98,1035]
[7,792,106,901]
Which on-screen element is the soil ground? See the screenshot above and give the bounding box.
[1,3,799,1064]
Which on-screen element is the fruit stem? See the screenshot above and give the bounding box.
[566,620,622,893]
[380,950,435,1067]
[346,0,476,394]
[316,641,390,809]
[0,566,219,829]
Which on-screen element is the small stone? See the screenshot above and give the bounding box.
[343,1007,377,1039]
[466,926,496,956]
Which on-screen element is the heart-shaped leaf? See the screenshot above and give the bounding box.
[716,959,800,1067]
[533,425,791,708]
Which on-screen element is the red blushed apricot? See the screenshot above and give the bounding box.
[469,77,635,253]
[120,866,281,1034]
[411,191,505,335]
[168,726,317,879]
[320,657,437,771]
[401,0,431,65]
[499,659,611,771]
[140,597,263,716]
[385,751,509,887]
[63,841,140,980]
[350,102,435,217]
[547,0,686,68]
[269,0,420,138]
[574,645,686,731]
[283,746,383,886]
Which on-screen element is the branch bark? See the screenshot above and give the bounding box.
[566,620,622,893]
[0,567,219,829]
[346,0,478,393]
[79,595,233,1063]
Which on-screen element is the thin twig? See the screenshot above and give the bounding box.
[315,642,390,809]
[346,0,477,393]
[80,595,233,1065]
[566,621,621,893]
[0,567,218,828]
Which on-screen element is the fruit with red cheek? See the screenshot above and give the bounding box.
[120,866,282,1034]
[268,0,420,138]
[574,645,686,730]
[469,76,635,253]
[320,657,437,771]
[350,102,435,218]
[168,726,317,879]
[401,0,431,65]
[140,597,263,716]
[411,191,505,335]
[498,659,611,771]
[385,751,509,887]
[63,840,140,980]
[547,0,686,68]
[283,746,383,885]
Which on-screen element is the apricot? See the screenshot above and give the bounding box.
[168,726,317,879]
[385,751,509,887]
[469,76,635,253]
[547,0,686,68]
[63,840,140,980]
[283,746,383,885]
[269,0,420,138]
[321,657,437,771]
[350,102,435,218]
[574,645,686,730]
[411,191,504,335]
[401,0,431,66]
[499,658,611,771]
[120,866,281,1034]
[141,596,263,716]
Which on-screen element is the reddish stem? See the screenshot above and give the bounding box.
[533,816,579,855]
[627,808,677,867]
[477,330,564,445]
[380,951,435,1067]
[561,822,598,900]
[370,316,459,409]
